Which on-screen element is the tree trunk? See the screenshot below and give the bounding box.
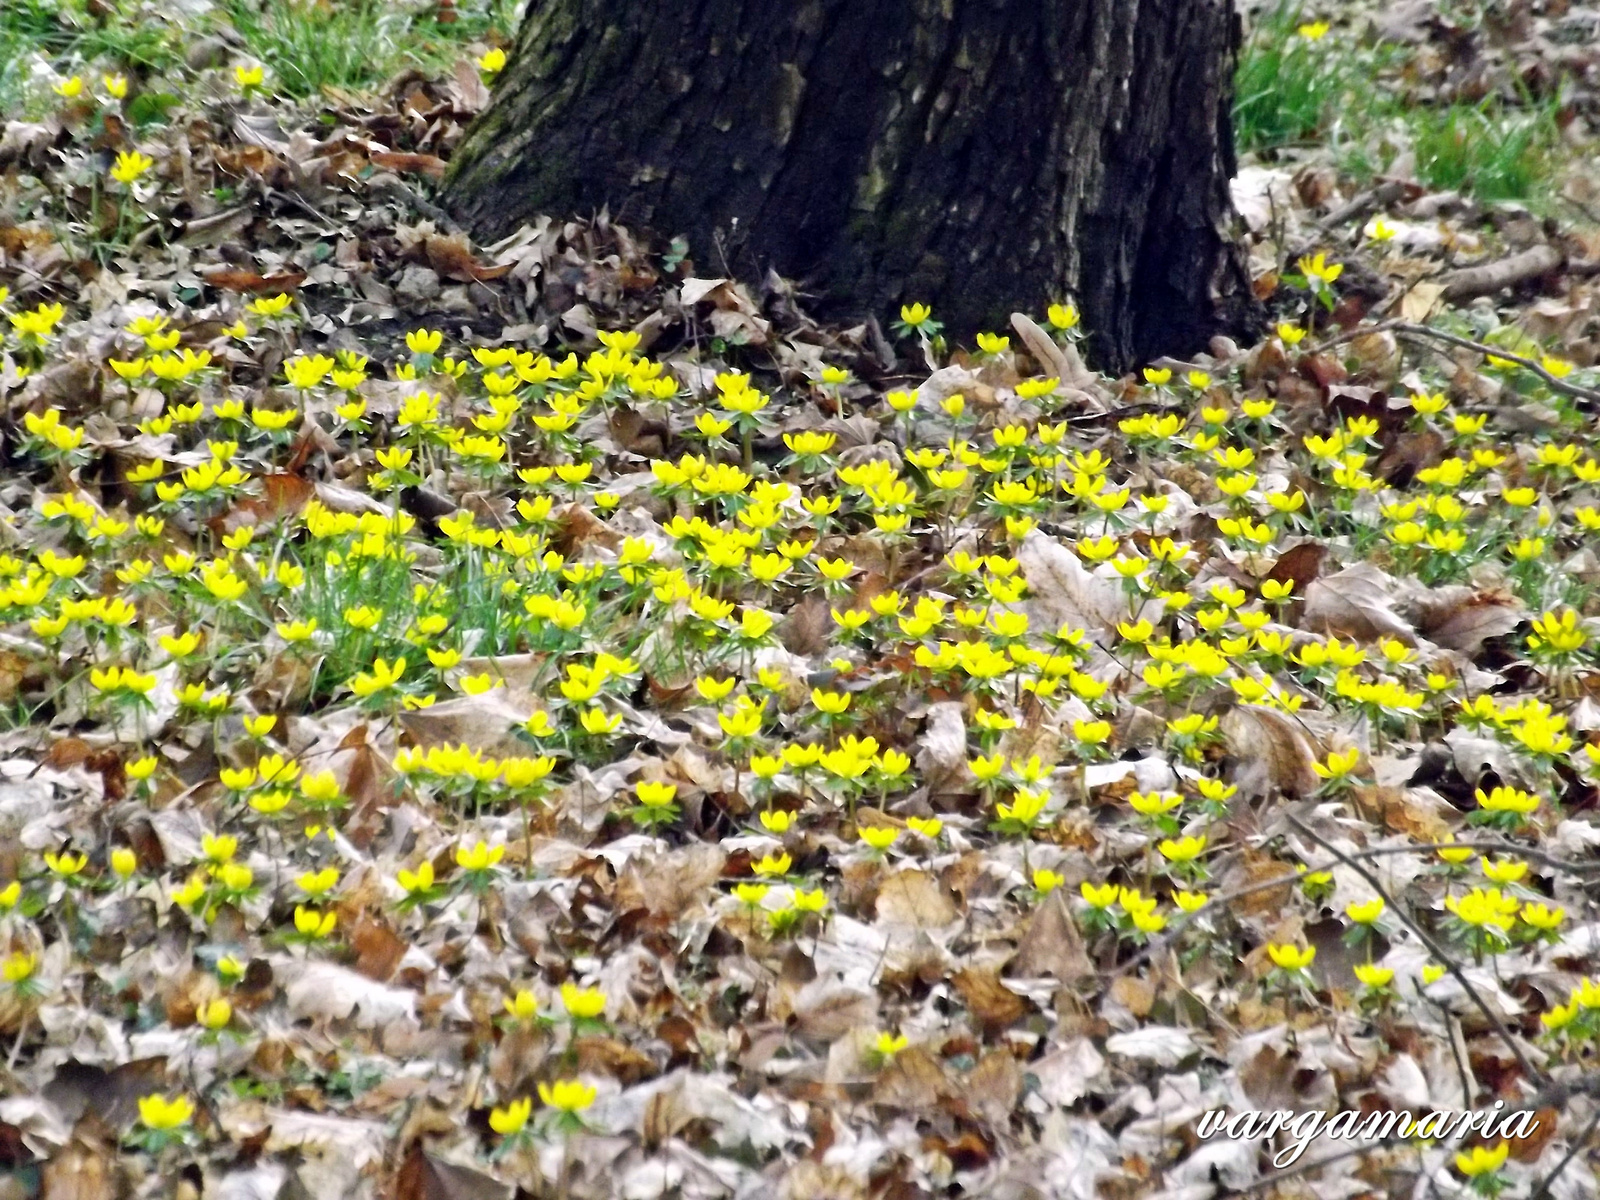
[443,0,1259,370]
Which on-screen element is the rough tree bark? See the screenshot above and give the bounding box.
[443,0,1259,370]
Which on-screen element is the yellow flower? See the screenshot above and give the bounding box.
[54,75,85,99]
[297,867,339,896]
[734,882,770,907]
[874,1032,909,1058]
[110,150,155,186]
[217,863,253,892]
[489,1097,531,1135]
[537,1078,597,1113]
[906,815,942,840]
[111,848,138,877]
[234,64,265,90]
[478,47,508,74]
[1354,963,1394,988]
[560,982,606,1020]
[406,328,443,355]
[859,826,899,852]
[137,1094,193,1131]
[810,688,850,715]
[1312,747,1361,780]
[103,73,128,99]
[899,303,932,328]
[1480,857,1527,885]
[1032,868,1065,894]
[44,849,88,878]
[504,989,539,1021]
[1266,943,1315,971]
[1047,303,1079,330]
[456,840,505,871]
[196,997,232,1030]
[1297,20,1330,39]
[1297,251,1343,284]
[3,951,37,984]
[1454,1142,1509,1178]
[1346,897,1385,924]
[759,809,795,835]
[793,888,828,913]
[753,851,792,877]
[1520,902,1565,931]
[397,861,435,895]
[201,833,237,864]
[350,657,406,698]
[293,906,337,938]
[1157,835,1206,864]
[1080,881,1119,909]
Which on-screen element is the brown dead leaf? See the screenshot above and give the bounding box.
[778,593,832,656]
[1403,585,1524,655]
[614,843,727,918]
[790,978,879,1042]
[200,267,307,294]
[964,1051,1024,1128]
[574,1035,657,1084]
[1504,1107,1559,1163]
[423,231,512,281]
[1304,562,1416,643]
[348,912,407,982]
[1353,784,1455,842]
[872,1045,953,1110]
[951,967,1028,1034]
[875,869,960,928]
[1220,704,1320,797]
[1007,888,1094,983]
[370,150,449,180]
[39,1113,117,1200]
[395,1142,513,1200]
[1110,975,1155,1018]
[1227,850,1299,917]
[1019,529,1161,641]
[1400,281,1445,322]
[1376,427,1447,486]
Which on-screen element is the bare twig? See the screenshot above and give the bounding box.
[1436,244,1564,303]
[1529,1103,1600,1200]
[1287,815,1548,1088]
[1305,319,1600,405]
[1113,837,1600,978]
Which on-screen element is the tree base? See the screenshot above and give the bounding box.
[444,0,1262,371]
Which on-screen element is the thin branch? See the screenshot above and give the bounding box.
[1529,1103,1600,1200]
[1288,815,1548,1088]
[1305,319,1600,405]
[1113,837,1600,979]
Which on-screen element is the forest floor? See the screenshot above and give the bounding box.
[3,2,1600,1199]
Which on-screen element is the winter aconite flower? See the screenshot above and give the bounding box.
[490,1097,531,1135]
[137,1093,193,1131]
[110,150,155,186]
[537,1078,597,1114]
[1267,943,1315,971]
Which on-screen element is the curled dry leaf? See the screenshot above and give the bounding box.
[1018,530,1163,646]
[1220,703,1321,798]
[1303,561,1416,643]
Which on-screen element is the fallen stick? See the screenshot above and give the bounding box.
[1307,318,1600,406]
[1436,243,1563,302]
[1288,815,1549,1090]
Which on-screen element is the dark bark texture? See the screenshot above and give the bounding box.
[443,0,1260,370]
